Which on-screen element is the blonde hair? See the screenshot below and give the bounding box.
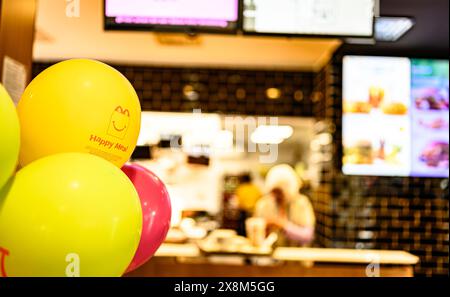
[265,164,302,200]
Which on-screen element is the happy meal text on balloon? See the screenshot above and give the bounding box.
[114,143,129,152]
[90,135,114,149]
[89,134,129,153]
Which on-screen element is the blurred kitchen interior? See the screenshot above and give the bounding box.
[1,0,448,277]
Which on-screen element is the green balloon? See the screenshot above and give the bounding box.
[0,84,20,189]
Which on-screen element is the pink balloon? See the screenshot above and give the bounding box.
[122,164,171,273]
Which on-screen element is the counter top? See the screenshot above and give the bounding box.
[154,243,419,266]
[155,243,201,258]
[273,247,420,265]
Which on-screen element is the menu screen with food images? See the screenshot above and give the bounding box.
[410,59,449,177]
[343,56,412,177]
[342,56,449,178]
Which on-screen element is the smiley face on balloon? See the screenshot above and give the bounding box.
[108,106,130,140]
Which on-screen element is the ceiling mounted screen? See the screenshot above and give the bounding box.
[243,0,375,37]
[104,0,240,34]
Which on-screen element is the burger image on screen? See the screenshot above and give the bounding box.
[344,140,374,165]
[343,101,372,114]
[381,101,408,115]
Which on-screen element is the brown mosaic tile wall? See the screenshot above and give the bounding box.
[33,62,315,117]
[311,50,449,277]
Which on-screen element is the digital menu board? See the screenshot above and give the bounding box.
[410,59,449,177]
[104,0,240,33]
[343,56,449,178]
[243,0,375,37]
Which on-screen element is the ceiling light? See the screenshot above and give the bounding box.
[345,16,415,44]
[375,16,415,42]
[251,125,294,144]
[266,88,282,100]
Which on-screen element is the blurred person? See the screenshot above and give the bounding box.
[254,164,315,246]
[236,173,262,214]
[235,173,262,236]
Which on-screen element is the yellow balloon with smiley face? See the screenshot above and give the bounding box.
[17,59,141,168]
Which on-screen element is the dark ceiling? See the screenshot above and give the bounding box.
[344,0,449,58]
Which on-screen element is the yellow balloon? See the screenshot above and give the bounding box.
[0,153,142,277]
[0,84,20,190]
[17,59,141,168]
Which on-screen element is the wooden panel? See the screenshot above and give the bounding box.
[126,258,415,277]
[128,244,418,277]
[0,0,37,82]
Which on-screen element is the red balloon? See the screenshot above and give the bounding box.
[122,164,171,273]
